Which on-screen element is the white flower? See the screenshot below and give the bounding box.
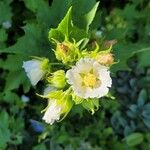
[42,100,61,125]
[66,58,112,99]
[22,60,46,86]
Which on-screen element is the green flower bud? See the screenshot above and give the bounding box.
[43,89,73,120]
[41,89,74,124]
[55,41,80,64]
[47,70,66,89]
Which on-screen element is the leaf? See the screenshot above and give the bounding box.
[1,23,51,56]
[0,111,11,150]
[0,23,52,93]
[111,43,150,73]
[25,0,51,26]
[24,0,73,27]
[72,0,98,31]
[0,55,25,71]
[136,47,150,68]
[137,89,147,107]
[0,54,31,93]
[82,2,99,31]
[33,143,46,150]
[48,7,72,42]
[125,133,144,147]
[48,6,89,42]
[0,0,12,25]
[111,43,136,72]
[0,28,7,42]
[122,4,139,21]
[57,7,72,39]
[3,91,20,104]
[129,105,138,113]
[142,110,150,119]
[143,119,150,128]
[4,71,27,92]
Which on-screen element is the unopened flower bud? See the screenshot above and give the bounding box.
[55,41,80,64]
[48,70,66,89]
[96,53,114,66]
[22,58,50,86]
[42,90,73,124]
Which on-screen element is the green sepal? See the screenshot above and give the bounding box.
[82,98,99,114]
[47,70,66,89]
[72,94,83,104]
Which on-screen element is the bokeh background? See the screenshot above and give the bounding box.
[0,0,150,149]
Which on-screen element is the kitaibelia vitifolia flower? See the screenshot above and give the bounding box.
[66,58,112,99]
[22,58,50,86]
[41,90,73,124]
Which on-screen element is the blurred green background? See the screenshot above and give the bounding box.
[0,0,150,149]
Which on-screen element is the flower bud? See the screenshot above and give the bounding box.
[47,70,66,89]
[42,90,73,124]
[22,58,50,86]
[96,53,114,66]
[55,41,80,64]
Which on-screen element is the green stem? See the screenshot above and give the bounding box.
[50,63,65,68]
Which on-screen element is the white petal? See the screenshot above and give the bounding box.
[66,58,112,99]
[22,60,45,86]
[42,100,61,125]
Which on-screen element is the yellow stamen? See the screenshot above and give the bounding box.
[83,73,97,87]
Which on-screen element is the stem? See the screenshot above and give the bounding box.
[63,87,72,97]
[50,63,64,65]
[136,47,150,53]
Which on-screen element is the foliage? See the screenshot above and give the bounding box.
[0,0,150,149]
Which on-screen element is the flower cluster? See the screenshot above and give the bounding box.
[22,5,116,124]
[22,37,115,125]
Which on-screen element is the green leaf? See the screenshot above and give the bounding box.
[111,43,135,72]
[72,0,99,31]
[125,133,144,147]
[33,143,46,150]
[83,2,99,31]
[57,7,72,39]
[0,23,51,56]
[0,55,25,71]
[48,7,72,41]
[3,91,20,104]
[137,89,147,107]
[24,0,73,27]
[0,23,51,93]
[48,6,89,42]
[136,47,150,68]
[143,119,150,128]
[0,0,12,25]
[0,28,7,42]
[0,54,31,93]
[111,43,150,73]
[4,71,27,92]
[0,111,11,150]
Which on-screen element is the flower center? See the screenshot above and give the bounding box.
[83,73,97,87]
